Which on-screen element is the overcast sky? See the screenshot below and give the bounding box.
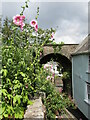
[2,1,88,44]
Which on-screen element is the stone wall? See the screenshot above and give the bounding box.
[43,44,78,60]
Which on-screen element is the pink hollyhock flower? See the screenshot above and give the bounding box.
[30,19,37,27]
[13,15,25,30]
[44,64,49,69]
[44,64,46,69]
[52,73,55,77]
[35,24,38,32]
[46,76,51,80]
[50,69,54,74]
[51,32,54,39]
[20,22,25,31]
[13,14,22,26]
[21,15,25,20]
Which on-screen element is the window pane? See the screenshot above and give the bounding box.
[88,94,90,99]
[87,85,90,94]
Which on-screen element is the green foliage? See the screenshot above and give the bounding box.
[0,0,73,119]
[43,83,75,119]
[53,41,64,54]
[1,1,56,119]
[62,71,70,80]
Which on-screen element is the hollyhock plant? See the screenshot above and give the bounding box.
[30,19,37,27]
[2,1,72,120]
[35,24,38,32]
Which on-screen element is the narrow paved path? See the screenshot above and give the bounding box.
[24,97,44,120]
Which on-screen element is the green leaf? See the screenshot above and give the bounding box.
[3,113,8,118]
[20,72,25,77]
[13,95,22,104]
[30,86,34,90]
[6,78,11,84]
[14,106,24,119]
[8,58,12,63]
[23,95,28,103]
[1,69,8,77]
[12,26,18,31]
[0,114,2,119]
[0,105,5,115]
[27,100,33,105]
[7,105,14,114]
[27,67,30,71]
[7,94,12,100]
[1,89,8,96]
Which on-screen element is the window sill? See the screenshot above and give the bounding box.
[84,99,90,106]
[86,71,90,74]
[85,81,90,84]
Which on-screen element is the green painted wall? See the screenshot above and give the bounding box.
[72,54,90,119]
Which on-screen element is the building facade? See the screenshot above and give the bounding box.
[72,36,90,119]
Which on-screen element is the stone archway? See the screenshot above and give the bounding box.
[40,53,72,96]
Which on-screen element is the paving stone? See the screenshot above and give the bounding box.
[24,97,44,119]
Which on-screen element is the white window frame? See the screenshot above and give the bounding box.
[85,82,90,105]
[87,83,90,100]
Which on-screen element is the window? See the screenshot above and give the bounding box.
[87,83,90,100]
[84,82,90,105]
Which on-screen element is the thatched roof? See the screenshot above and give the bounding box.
[72,35,90,55]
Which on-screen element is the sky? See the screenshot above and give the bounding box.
[1,1,89,44]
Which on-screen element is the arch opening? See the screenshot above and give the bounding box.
[40,53,72,96]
